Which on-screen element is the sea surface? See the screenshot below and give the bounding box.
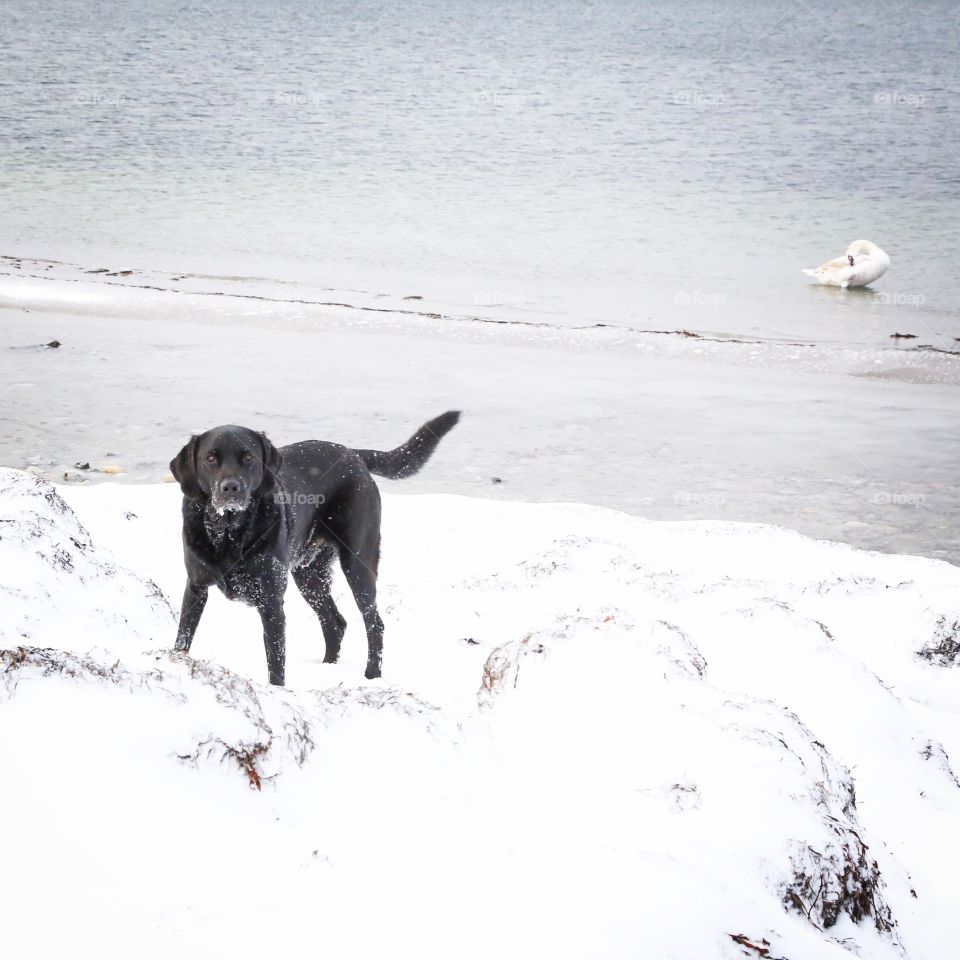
[2,0,958,341]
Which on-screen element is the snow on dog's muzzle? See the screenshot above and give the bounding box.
[212,498,248,515]
[211,477,250,514]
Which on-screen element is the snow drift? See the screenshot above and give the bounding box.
[1,469,959,959]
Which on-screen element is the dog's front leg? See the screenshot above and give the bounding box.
[257,598,287,686]
[175,582,208,653]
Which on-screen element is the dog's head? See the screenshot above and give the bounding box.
[170,426,283,514]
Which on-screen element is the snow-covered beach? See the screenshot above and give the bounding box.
[3,468,960,958]
[4,0,959,955]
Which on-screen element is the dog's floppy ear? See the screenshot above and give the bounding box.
[258,432,283,493]
[170,436,202,499]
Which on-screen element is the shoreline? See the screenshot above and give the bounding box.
[5,250,960,360]
[4,254,960,381]
[2,268,959,564]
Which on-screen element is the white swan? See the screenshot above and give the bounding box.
[802,240,890,288]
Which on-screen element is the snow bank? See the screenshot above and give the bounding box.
[0,470,172,651]
[2,469,959,959]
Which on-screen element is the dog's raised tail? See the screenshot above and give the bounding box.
[356,410,461,480]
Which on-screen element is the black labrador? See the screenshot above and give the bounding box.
[170,411,460,685]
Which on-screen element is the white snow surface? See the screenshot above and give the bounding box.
[2,468,959,959]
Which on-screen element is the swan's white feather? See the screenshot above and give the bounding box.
[802,239,890,288]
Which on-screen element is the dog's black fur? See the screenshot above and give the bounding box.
[170,411,460,685]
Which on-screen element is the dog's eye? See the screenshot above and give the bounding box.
[242,451,254,463]
[205,452,217,464]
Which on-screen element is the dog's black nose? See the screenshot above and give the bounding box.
[219,477,241,496]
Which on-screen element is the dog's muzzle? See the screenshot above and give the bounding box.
[212,477,249,515]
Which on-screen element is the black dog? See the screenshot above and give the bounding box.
[170,411,460,685]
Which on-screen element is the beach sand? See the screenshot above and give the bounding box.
[2,264,959,562]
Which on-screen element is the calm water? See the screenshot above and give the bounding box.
[2,0,959,341]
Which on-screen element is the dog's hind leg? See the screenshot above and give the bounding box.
[292,545,347,664]
[339,543,384,680]
[326,480,385,680]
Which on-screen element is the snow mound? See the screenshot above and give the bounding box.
[477,610,906,956]
[1,644,441,791]
[2,472,960,958]
[0,469,172,651]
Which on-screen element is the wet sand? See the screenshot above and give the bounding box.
[2,269,959,563]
